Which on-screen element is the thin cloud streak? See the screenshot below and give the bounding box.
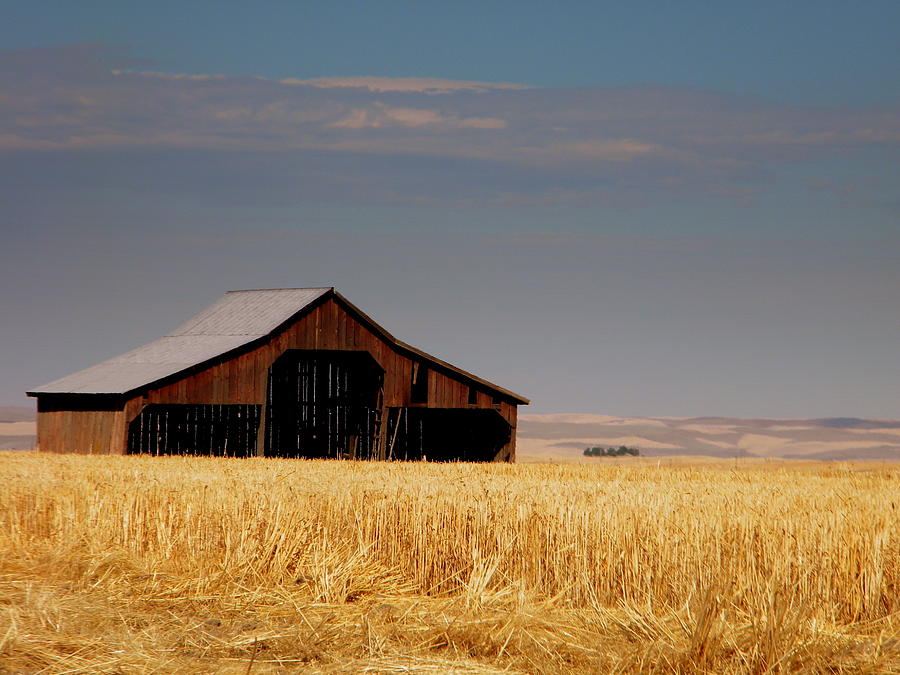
[327,102,506,129]
[279,76,529,93]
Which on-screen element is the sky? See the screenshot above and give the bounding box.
[0,1,898,417]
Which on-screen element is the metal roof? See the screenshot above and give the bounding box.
[28,288,331,395]
[169,288,331,337]
[28,287,529,404]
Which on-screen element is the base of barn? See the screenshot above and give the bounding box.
[125,404,511,462]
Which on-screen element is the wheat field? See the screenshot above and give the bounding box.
[1,452,898,673]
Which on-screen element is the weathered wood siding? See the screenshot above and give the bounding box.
[36,409,124,454]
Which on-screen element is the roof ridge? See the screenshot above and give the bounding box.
[225,287,334,293]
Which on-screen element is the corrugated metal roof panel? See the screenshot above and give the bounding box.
[28,288,332,395]
[170,288,331,336]
[28,335,254,394]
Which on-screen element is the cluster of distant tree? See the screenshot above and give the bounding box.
[583,445,640,457]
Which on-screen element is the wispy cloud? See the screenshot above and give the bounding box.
[327,102,506,129]
[279,76,528,94]
[2,44,898,206]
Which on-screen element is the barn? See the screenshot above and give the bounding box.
[26,288,528,461]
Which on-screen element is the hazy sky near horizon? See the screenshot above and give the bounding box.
[1,1,898,417]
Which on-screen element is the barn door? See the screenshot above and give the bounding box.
[264,350,383,459]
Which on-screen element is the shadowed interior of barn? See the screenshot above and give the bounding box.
[28,288,528,461]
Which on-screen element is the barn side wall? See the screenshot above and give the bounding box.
[499,406,518,462]
[36,408,124,454]
[38,296,519,458]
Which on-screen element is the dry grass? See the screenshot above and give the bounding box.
[1,452,898,673]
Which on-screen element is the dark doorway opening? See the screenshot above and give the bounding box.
[384,407,510,462]
[127,404,261,456]
[265,350,384,459]
[411,363,428,404]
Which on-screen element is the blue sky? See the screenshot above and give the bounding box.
[4,1,899,104]
[1,1,898,416]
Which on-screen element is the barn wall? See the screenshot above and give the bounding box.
[499,406,518,462]
[36,409,123,454]
[143,297,519,425]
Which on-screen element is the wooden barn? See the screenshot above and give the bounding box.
[27,288,528,461]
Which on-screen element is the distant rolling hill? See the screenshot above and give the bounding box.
[0,406,36,423]
[517,414,900,461]
[0,406,36,450]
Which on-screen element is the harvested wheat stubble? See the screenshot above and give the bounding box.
[0,451,898,673]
